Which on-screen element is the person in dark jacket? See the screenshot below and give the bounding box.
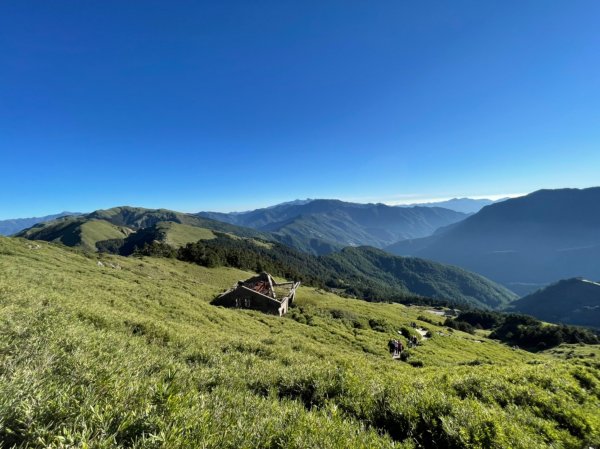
[388,339,395,356]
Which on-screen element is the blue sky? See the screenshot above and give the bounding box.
[1,1,599,218]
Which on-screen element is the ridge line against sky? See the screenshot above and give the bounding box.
[1,2,599,218]
[0,190,537,219]
[1,185,599,218]
[198,192,526,214]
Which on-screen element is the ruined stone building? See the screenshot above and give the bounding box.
[212,272,300,316]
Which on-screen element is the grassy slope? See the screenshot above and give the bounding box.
[16,217,130,251]
[87,206,273,241]
[78,220,133,251]
[157,222,216,247]
[0,236,599,448]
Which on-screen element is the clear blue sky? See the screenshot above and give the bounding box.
[1,1,599,218]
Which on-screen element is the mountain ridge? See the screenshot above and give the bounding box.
[198,199,468,254]
[510,277,600,328]
[386,187,600,295]
[16,206,273,252]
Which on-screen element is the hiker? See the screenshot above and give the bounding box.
[398,341,404,354]
[388,339,395,356]
[412,335,418,346]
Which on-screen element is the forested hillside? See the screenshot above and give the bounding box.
[140,234,517,309]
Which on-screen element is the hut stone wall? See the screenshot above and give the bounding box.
[213,286,288,315]
[212,272,299,316]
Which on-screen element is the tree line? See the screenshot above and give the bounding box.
[129,234,460,307]
[445,310,599,349]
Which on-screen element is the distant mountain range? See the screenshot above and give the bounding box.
[387,187,600,295]
[0,212,80,236]
[0,196,497,242]
[198,199,467,254]
[14,205,515,309]
[12,187,600,319]
[400,197,507,214]
[510,278,600,328]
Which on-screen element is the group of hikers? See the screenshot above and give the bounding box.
[387,322,427,358]
[388,334,420,357]
[388,339,404,357]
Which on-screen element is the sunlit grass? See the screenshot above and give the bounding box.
[0,236,598,448]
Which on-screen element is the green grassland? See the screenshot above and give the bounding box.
[78,221,133,250]
[546,343,600,361]
[155,222,216,247]
[1,236,599,448]
[16,217,132,252]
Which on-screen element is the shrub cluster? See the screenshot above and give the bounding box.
[446,311,599,350]
[490,314,599,349]
[417,314,441,325]
[444,318,476,334]
[452,310,503,329]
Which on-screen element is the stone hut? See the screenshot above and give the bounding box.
[212,272,300,316]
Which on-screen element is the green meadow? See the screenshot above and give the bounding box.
[0,236,598,448]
